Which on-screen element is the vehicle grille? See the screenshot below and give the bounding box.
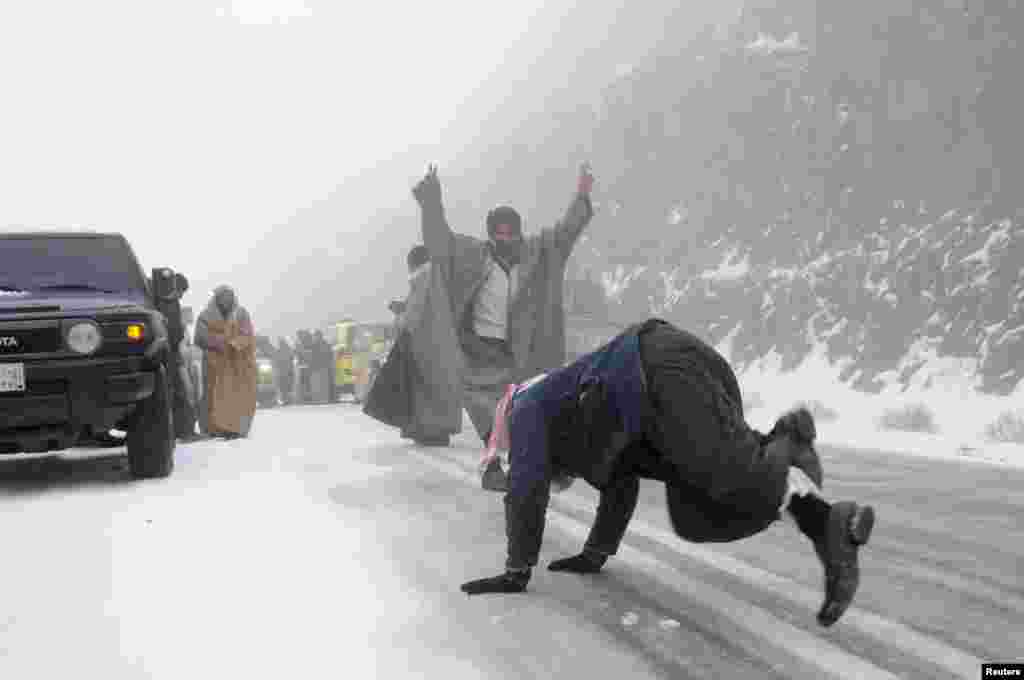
[0,326,62,355]
[0,379,64,400]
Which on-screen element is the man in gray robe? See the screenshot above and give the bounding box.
[365,244,464,445]
[400,244,462,445]
[412,162,596,442]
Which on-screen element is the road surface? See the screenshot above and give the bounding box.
[1,403,1019,679]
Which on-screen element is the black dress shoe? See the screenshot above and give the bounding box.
[814,501,875,626]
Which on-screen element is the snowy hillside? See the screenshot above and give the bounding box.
[606,208,1024,398]
[552,0,1024,462]
[570,218,1024,467]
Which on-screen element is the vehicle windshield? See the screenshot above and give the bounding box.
[0,236,145,295]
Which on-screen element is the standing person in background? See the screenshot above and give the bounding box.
[310,329,331,404]
[194,285,258,439]
[313,330,336,404]
[175,308,200,441]
[411,162,596,444]
[366,243,462,446]
[295,330,313,404]
[150,269,196,442]
[461,319,876,630]
[275,337,296,405]
[180,328,204,438]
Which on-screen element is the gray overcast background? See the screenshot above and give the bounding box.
[0,0,730,337]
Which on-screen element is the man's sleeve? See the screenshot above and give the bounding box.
[503,396,553,571]
[550,193,595,260]
[419,194,455,266]
[193,315,211,351]
[237,308,254,336]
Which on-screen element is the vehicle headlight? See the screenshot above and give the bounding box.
[67,322,103,355]
[126,323,146,342]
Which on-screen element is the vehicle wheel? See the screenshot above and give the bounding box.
[127,363,176,479]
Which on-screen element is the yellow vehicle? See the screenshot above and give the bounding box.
[325,319,395,403]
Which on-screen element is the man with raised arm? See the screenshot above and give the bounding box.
[411,163,596,444]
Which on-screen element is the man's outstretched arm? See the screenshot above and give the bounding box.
[549,473,640,573]
[412,164,454,262]
[461,398,553,595]
[551,162,596,259]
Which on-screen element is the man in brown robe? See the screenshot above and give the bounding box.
[194,285,257,439]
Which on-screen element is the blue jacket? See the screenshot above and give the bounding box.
[503,320,656,570]
[502,319,790,569]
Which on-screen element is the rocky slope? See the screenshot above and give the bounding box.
[551,0,1024,395]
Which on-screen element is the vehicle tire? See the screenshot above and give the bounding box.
[127,363,176,479]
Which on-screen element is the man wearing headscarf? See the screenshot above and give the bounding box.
[411,162,596,444]
[194,285,257,439]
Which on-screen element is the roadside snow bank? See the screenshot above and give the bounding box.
[725,339,1024,469]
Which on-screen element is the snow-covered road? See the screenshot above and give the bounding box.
[1,403,1019,679]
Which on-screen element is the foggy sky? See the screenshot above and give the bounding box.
[1,0,729,338]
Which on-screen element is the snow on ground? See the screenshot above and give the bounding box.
[722,337,1024,469]
[0,417,494,680]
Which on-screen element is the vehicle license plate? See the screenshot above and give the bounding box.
[0,363,26,392]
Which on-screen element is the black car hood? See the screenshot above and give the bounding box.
[0,290,149,314]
